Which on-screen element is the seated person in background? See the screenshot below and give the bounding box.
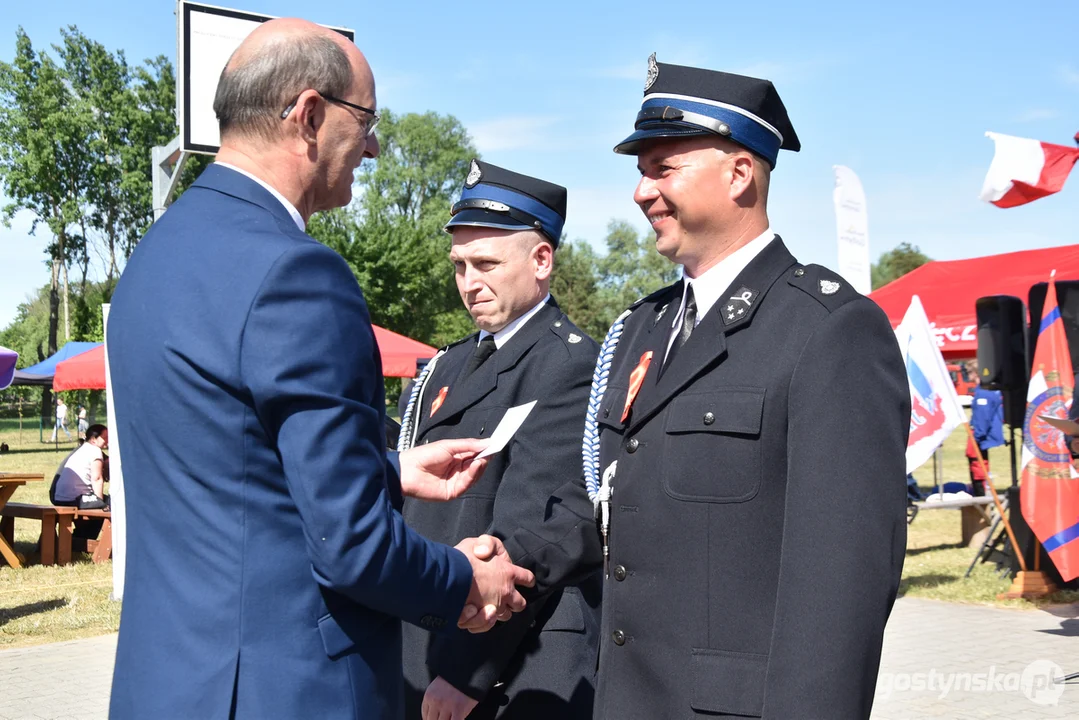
[51,423,110,540]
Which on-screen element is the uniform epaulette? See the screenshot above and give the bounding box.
[549,314,598,351]
[787,264,861,313]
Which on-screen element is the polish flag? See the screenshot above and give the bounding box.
[979,131,1079,208]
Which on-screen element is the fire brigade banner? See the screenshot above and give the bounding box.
[896,295,967,474]
[1021,275,1079,581]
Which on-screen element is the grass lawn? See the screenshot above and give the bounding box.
[0,426,119,649]
[1,412,1077,649]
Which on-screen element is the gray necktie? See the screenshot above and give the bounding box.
[663,285,697,373]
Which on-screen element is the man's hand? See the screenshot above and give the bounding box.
[455,534,534,632]
[421,676,479,720]
[400,438,489,501]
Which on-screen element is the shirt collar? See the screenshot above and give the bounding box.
[675,229,776,328]
[479,294,551,349]
[215,162,305,231]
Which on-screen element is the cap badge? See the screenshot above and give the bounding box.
[644,52,659,91]
[465,159,482,188]
[820,279,841,295]
[568,333,582,344]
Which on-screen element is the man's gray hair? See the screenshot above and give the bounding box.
[213,32,353,141]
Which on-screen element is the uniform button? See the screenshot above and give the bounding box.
[613,565,627,581]
[794,268,805,277]
[554,320,563,327]
[626,438,639,453]
[603,408,610,418]
[612,630,626,646]
[703,412,715,425]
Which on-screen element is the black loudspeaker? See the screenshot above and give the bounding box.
[975,295,1029,391]
[1027,281,1079,372]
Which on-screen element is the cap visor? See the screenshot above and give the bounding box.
[445,208,532,234]
[613,125,713,155]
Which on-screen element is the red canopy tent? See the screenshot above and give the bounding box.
[54,344,106,390]
[51,325,436,390]
[869,244,1079,360]
[373,325,437,378]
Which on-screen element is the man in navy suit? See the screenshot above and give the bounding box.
[107,19,533,720]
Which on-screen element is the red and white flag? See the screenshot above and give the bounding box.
[895,295,967,474]
[980,131,1079,208]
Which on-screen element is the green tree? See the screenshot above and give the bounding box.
[56,28,127,288]
[871,241,932,290]
[551,238,605,341]
[597,220,680,323]
[0,28,96,420]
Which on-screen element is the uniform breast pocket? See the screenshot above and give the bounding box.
[662,387,765,503]
[457,406,505,498]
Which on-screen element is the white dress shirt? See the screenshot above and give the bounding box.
[215,162,305,232]
[665,230,776,360]
[479,294,552,349]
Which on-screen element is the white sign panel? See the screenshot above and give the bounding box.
[178,1,353,154]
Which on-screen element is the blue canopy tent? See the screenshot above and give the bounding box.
[11,341,102,387]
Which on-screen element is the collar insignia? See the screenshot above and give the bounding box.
[568,333,582,344]
[820,280,841,295]
[723,286,759,326]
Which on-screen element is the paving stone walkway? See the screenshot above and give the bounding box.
[873,597,1078,719]
[0,597,1075,718]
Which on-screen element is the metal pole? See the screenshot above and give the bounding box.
[151,136,190,222]
[1009,425,1019,487]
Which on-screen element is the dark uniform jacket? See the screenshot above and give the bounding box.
[591,238,909,719]
[401,299,603,719]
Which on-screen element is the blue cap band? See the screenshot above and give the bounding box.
[458,183,564,242]
[640,96,782,166]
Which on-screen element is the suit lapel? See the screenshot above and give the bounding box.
[626,238,798,433]
[424,301,562,429]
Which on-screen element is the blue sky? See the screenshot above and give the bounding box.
[2,0,1077,329]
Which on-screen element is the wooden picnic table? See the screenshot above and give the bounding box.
[0,473,45,568]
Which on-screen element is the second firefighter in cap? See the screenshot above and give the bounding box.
[582,56,909,719]
[400,160,603,719]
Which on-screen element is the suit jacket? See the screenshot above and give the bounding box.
[591,238,909,719]
[107,164,473,720]
[400,301,603,719]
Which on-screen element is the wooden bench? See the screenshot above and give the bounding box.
[71,508,113,564]
[912,496,1001,548]
[0,503,76,566]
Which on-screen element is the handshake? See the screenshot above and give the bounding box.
[399,437,536,634]
[455,534,534,632]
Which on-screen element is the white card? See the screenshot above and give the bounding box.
[477,401,538,459]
